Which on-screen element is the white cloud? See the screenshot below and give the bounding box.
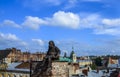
[0,11,80,30]
[22,11,80,29]
[47,11,80,29]
[0,32,19,41]
[93,18,120,36]
[102,18,120,27]
[1,11,120,36]
[0,32,27,48]
[1,20,21,28]
[80,14,102,28]
[94,28,120,35]
[32,39,44,46]
[77,14,120,36]
[22,16,47,30]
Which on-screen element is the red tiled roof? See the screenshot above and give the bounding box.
[15,62,30,69]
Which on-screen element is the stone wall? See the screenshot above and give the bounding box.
[51,61,69,77]
[32,61,80,77]
[39,61,69,77]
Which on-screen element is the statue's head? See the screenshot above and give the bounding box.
[49,40,55,48]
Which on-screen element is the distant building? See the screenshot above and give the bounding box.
[0,48,46,63]
[20,52,31,62]
[20,52,46,62]
[78,60,92,66]
[0,48,22,64]
[108,57,119,68]
[31,52,46,61]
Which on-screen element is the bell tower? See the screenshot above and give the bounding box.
[70,46,76,63]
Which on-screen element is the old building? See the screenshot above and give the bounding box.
[20,52,46,62]
[20,52,31,62]
[0,48,22,63]
[78,60,92,66]
[0,48,46,63]
[31,52,46,61]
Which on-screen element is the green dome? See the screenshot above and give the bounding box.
[58,57,72,62]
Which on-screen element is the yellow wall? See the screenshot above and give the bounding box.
[79,61,92,66]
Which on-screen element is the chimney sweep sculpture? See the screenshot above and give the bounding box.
[32,40,61,77]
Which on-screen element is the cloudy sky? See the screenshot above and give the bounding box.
[0,0,120,56]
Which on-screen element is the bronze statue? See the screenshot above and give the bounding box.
[32,40,60,77]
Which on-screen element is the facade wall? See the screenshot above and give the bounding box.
[19,53,45,62]
[7,48,22,62]
[20,53,30,62]
[31,54,45,61]
[79,60,92,66]
[0,63,7,69]
[1,48,46,63]
[4,58,11,64]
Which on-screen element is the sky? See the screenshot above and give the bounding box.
[0,0,120,56]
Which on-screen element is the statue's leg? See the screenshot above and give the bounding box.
[47,56,52,68]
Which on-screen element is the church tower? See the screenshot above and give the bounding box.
[70,46,77,63]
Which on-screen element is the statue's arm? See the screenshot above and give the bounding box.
[55,47,60,57]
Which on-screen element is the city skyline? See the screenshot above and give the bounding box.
[0,0,120,56]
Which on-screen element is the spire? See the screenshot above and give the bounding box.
[72,46,74,52]
[64,52,67,58]
[70,46,76,63]
[70,46,75,59]
[72,46,74,54]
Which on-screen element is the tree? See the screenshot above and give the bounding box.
[95,57,102,66]
[90,63,97,70]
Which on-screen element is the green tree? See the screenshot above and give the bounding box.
[90,63,97,70]
[95,57,102,66]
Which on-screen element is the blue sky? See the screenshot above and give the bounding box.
[0,0,120,56]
